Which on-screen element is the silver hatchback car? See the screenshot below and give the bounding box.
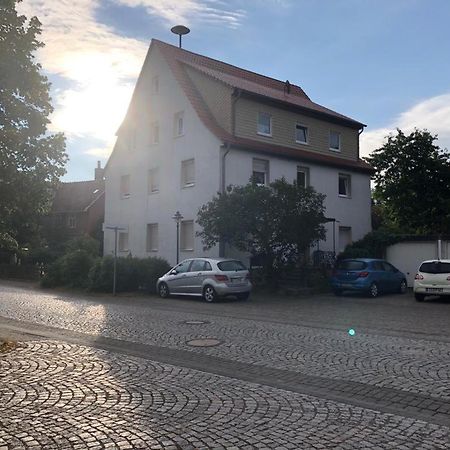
[156,258,252,302]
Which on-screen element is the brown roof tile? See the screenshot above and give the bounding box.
[51,180,105,213]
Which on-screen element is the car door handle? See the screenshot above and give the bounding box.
[181,274,187,277]
[198,273,202,275]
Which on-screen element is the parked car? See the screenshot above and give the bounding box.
[414,259,450,302]
[330,258,407,298]
[156,258,252,302]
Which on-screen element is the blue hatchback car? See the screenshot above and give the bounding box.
[330,258,407,297]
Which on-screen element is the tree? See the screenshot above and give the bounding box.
[0,0,67,251]
[197,178,327,281]
[365,129,450,234]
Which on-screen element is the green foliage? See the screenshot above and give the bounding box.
[0,232,18,252]
[88,256,171,293]
[0,0,68,248]
[365,129,450,234]
[197,178,326,284]
[338,229,402,260]
[64,235,100,257]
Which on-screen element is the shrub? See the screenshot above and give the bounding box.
[88,256,171,293]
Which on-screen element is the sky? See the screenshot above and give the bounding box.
[17,0,450,182]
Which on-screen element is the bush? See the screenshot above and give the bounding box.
[88,256,171,293]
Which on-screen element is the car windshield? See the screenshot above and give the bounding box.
[336,260,367,271]
[419,261,450,274]
[218,260,246,271]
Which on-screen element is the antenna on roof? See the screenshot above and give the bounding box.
[171,25,190,49]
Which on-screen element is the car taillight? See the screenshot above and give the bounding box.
[358,271,369,278]
[447,276,450,281]
[415,273,424,280]
[215,274,229,282]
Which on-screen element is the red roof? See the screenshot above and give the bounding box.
[153,40,372,174]
[51,180,105,213]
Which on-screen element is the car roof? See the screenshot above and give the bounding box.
[419,259,450,264]
[339,258,384,262]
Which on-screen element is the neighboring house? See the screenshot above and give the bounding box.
[104,39,373,265]
[45,162,105,242]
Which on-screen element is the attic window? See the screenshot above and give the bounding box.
[257,112,272,137]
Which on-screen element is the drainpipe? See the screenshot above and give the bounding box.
[437,238,442,260]
[219,143,231,257]
[357,126,364,160]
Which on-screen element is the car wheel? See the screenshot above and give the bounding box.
[369,282,378,298]
[333,289,343,296]
[203,285,217,303]
[415,293,425,302]
[158,282,170,298]
[237,292,250,301]
[399,279,407,294]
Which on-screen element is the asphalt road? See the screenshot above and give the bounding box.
[0,281,449,449]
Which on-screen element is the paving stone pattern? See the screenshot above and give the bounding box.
[1,341,449,450]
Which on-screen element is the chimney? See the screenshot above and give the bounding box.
[285,80,291,94]
[95,161,104,181]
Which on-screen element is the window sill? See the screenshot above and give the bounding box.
[148,190,159,195]
[182,183,195,189]
[174,133,185,139]
[121,194,130,199]
[257,132,272,138]
[181,248,194,252]
[147,249,158,253]
[329,147,341,153]
[338,194,351,199]
[295,141,309,145]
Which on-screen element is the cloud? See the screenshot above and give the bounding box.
[114,0,246,28]
[361,93,450,157]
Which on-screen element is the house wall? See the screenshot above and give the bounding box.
[224,147,372,255]
[185,66,233,133]
[234,97,359,161]
[104,45,223,265]
[386,241,449,287]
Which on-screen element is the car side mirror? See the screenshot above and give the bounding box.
[170,270,178,275]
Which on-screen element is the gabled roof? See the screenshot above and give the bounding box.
[153,39,365,128]
[51,180,105,214]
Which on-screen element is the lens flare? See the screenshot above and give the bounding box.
[348,328,356,336]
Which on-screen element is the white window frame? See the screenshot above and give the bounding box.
[120,174,130,199]
[295,124,309,144]
[151,121,159,144]
[338,173,351,198]
[148,168,159,194]
[297,166,310,188]
[181,158,195,188]
[257,112,272,137]
[174,111,184,137]
[180,220,194,251]
[330,130,341,152]
[146,223,158,252]
[252,158,269,186]
[118,232,129,252]
[67,215,77,229]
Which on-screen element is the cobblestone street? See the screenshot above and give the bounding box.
[1,281,450,449]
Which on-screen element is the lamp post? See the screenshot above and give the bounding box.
[104,225,127,295]
[172,211,183,264]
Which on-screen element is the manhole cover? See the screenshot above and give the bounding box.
[183,320,209,325]
[186,338,222,347]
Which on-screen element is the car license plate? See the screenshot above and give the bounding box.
[231,277,242,283]
[425,288,443,293]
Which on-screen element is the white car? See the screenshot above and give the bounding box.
[414,259,450,301]
[156,258,252,302]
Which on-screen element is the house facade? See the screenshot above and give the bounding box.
[44,162,105,243]
[104,40,373,265]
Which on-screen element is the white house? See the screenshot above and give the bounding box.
[103,39,373,266]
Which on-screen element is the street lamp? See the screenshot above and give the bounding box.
[104,225,127,295]
[172,211,184,264]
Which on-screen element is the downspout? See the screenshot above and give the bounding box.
[357,126,365,160]
[219,143,231,257]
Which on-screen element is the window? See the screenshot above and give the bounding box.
[118,232,129,252]
[257,112,272,136]
[151,122,159,144]
[297,166,310,188]
[151,75,159,94]
[252,158,269,186]
[217,260,247,271]
[174,111,184,137]
[330,131,341,151]
[338,174,351,197]
[120,174,130,198]
[181,159,195,188]
[146,223,158,252]
[190,259,207,272]
[148,168,159,194]
[67,215,76,229]
[295,124,308,144]
[180,220,194,251]
[338,226,352,253]
[174,260,191,273]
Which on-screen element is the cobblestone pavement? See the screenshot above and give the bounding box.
[1,340,449,449]
[1,282,450,448]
